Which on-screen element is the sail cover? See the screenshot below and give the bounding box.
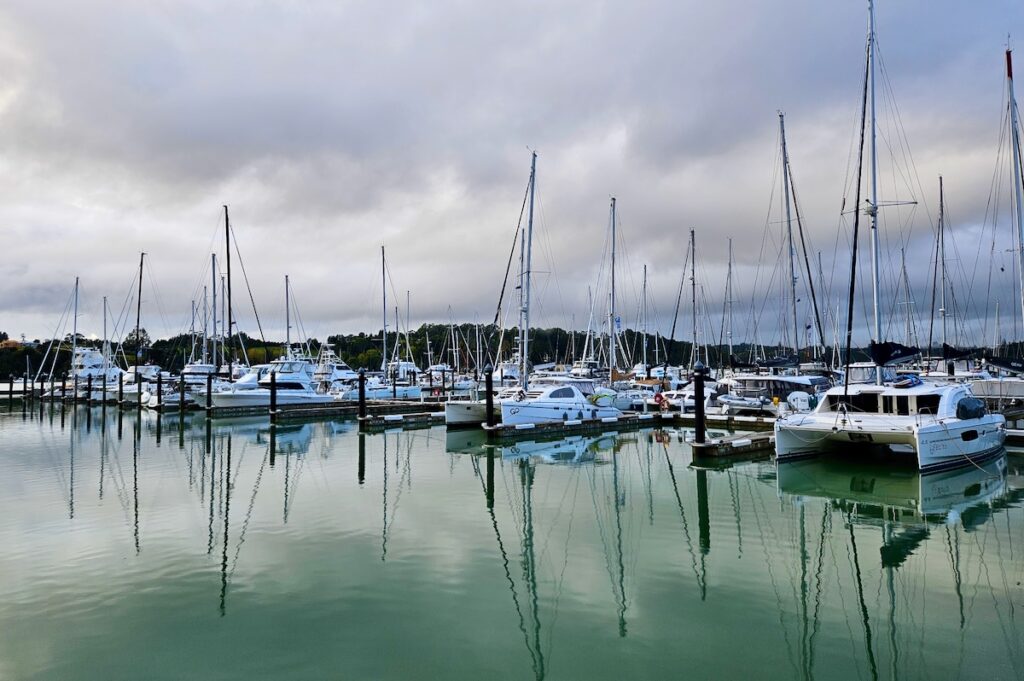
[941,343,974,361]
[985,355,1024,374]
[757,354,799,369]
[869,341,920,366]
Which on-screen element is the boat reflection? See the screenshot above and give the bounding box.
[777,453,1008,525]
[490,433,619,465]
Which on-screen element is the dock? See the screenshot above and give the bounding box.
[691,432,776,461]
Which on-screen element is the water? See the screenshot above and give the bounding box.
[1,405,1022,680]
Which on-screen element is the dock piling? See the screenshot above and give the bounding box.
[484,365,495,429]
[156,372,162,410]
[87,375,93,405]
[205,374,213,414]
[269,371,277,424]
[358,370,366,418]
[7,374,12,405]
[118,372,123,405]
[73,376,79,404]
[693,361,707,445]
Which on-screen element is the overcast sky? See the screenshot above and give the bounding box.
[1,0,1022,349]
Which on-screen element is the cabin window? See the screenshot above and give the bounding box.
[961,430,979,442]
[916,395,940,415]
[833,392,879,413]
[896,396,909,416]
[882,396,893,413]
[550,387,575,399]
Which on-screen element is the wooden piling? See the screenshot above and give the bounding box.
[269,370,277,424]
[358,370,366,418]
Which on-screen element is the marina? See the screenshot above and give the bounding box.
[4,0,1024,678]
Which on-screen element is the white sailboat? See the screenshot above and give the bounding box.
[775,0,1005,471]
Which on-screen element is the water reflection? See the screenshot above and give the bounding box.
[4,405,1024,680]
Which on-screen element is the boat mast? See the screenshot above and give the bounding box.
[381,246,387,372]
[135,253,144,384]
[71,276,79,368]
[938,175,947,348]
[609,197,617,377]
[284,275,291,357]
[779,112,800,362]
[220,275,226,365]
[520,151,537,390]
[690,229,697,369]
[405,290,412,363]
[202,286,209,364]
[642,264,648,370]
[1007,49,1024,327]
[867,0,882,384]
[102,296,108,375]
[211,254,218,372]
[726,239,734,358]
[224,205,233,380]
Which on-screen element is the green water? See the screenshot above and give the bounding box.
[0,405,1022,680]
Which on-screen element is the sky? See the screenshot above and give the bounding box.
[1,0,1022,350]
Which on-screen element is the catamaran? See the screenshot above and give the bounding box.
[774,0,1004,471]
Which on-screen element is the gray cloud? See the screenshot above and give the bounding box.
[0,0,1022,347]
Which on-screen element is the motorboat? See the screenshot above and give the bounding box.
[716,373,831,416]
[774,377,1005,471]
[500,383,622,426]
[211,358,332,408]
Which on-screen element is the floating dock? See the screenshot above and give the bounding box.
[691,432,776,461]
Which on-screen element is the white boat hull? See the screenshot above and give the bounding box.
[444,400,493,425]
[775,413,1006,472]
[211,389,333,408]
[500,399,621,426]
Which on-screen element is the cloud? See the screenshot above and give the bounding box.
[0,0,1021,348]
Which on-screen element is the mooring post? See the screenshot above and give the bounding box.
[179,376,186,414]
[693,360,707,445]
[24,372,30,401]
[484,364,495,429]
[62,372,68,403]
[391,368,397,400]
[269,370,277,424]
[101,374,107,409]
[118,372,123,405]
[7,374,12,405]
[87,375,93,405]
[429,369,434,389]
[156,372,162,411]
[205,373,213,414]
[357,433,366,484]
[73,375,79,404]
[358,369,366,419]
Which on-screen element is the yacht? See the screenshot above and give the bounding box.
[500,383,622,426]
[774,379,1005,471]
[211,358,332,408]
[716,373,831,416]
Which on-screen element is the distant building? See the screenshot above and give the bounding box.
[0,340,22,350]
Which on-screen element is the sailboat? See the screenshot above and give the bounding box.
[445,153,539,426]
[972,49,1024,400]
[212,276,331,408]
[774,0,1005,471]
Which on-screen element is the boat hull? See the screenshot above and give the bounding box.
[211,389,333,408]
[444,400,492,425]
[775,413,1006,471]
[500,399,621,426]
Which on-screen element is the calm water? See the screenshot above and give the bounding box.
[1,405,1022,680]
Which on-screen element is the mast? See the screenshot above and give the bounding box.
[102,296,108,375]
[202,286,209,364]
[642,264,648,370]
[938,175,947,348]
[381,246,387,372]
[221,275,226,365]
[224,205,233,380]
[609,197,617,376]
[71,276,79,367]
[135,253,144,384]
[1007,49,1024,327]
[867,0,882,384]
[284,275,291,356]
[779,112,801,361]
[405,290,412,363]
[726,239,734,358]
[690,229,697,368]
[521,151,537,389]
[211,254,218,372]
